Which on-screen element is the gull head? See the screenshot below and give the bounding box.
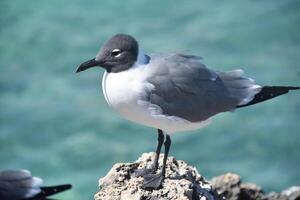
[76,34,139,73]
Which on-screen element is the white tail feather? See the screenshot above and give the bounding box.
[217,69,262,105]
[0,169,43,199]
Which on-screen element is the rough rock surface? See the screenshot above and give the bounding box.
[95,153,300,200]
[95,152,218,200]
[211,173,300,200]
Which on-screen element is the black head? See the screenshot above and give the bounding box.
[76,34,139,73]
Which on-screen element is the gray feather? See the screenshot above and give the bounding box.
[0,170,42,200]
[217,70,261,105]
[147,54,239,122]
[0,169,31,181]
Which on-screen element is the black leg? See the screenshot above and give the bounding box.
[161,134,171,176]
[134,129,164,177]
[142,133,172,190]
[152,129,164,171]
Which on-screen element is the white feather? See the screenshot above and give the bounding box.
[217,69,262,106]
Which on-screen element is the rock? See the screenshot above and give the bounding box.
[281,186,300,200]
[94,153,300,200]
[240,183,263,200]
[211,173,264,200]
[94,152,219,200]
[211,173,242,200]
[262,186,300,200]
[211,173,300,200]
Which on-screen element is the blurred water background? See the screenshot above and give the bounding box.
[1,0,300,199]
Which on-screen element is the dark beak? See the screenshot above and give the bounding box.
[76,58,100,73]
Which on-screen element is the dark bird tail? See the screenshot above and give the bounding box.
[236,86,300,108]
[27,184,72,200]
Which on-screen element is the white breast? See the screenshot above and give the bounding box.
[102,65,150,115]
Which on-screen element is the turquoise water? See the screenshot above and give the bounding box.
[1,0,300,199]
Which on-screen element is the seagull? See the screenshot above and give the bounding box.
[76,33,299,189]
[0,169,71,200]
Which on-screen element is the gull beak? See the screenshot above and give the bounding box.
[76,58,100,73]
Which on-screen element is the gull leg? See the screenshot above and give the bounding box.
[161,134,171,177]
[134,129,164,177]
[143,134,171,190]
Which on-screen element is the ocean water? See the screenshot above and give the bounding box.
[0,0,300,199]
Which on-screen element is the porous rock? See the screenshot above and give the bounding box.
[95,153,300,200]
[95,152,218,200]
[211,173,300,200]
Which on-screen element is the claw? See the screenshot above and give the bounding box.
[142,173,164,190]
[134,167,156,177]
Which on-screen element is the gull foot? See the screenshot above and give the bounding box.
[134,167,156,177]
[142,173,164,190]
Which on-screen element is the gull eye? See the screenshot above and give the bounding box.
[111,49,121,57]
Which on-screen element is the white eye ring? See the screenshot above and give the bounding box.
[111,49,121,57]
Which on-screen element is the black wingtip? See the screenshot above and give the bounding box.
[237,86,300,108]
[288,86,300,90]
[27,184,72,200]
[75,67,82,73]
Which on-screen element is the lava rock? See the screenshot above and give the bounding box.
[95,152,218,200]
[94,153,300,200]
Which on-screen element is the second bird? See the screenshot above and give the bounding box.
[76,34,299,189]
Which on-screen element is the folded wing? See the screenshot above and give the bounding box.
[147,54,241,122]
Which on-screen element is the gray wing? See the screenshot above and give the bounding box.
[0,170,42,200]
[147,54,239,122]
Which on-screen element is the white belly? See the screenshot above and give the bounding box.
[102,67,211,134]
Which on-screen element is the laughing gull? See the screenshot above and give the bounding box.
[76,33,300,189]
[0,169,71,200]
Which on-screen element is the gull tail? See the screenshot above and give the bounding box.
[217,69,262,106]
[217,70,300,108]
[237,86,300,108]
[28,184,72,200]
